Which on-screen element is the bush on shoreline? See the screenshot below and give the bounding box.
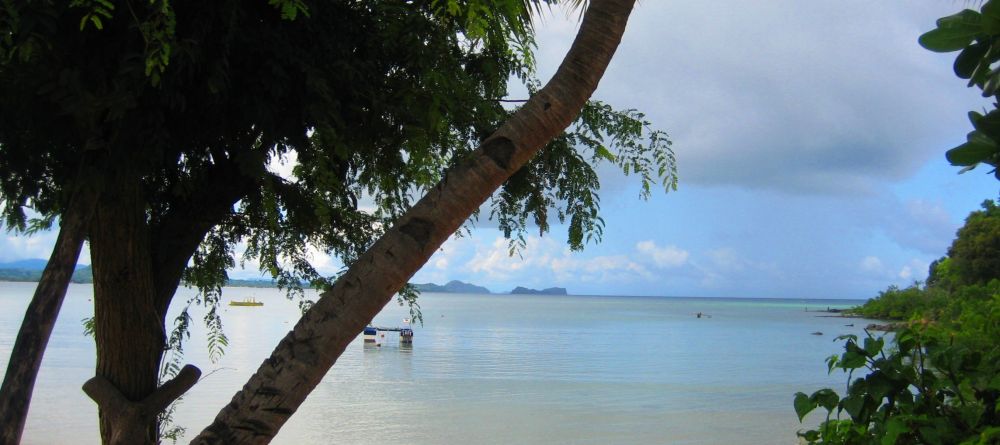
[797,194,1000,443]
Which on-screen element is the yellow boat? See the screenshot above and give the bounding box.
[229,297,263,307]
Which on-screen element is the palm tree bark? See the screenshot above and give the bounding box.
[0,180,99,445]
[190,0,636,443]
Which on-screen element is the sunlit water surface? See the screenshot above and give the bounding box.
[0,282,870,444]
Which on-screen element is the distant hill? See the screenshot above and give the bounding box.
[413,280,491,294]
[0,259,93,283]
[510,286,568,295]
[0,263,557,297]
[0,259,292,287]
[226,279,282,288]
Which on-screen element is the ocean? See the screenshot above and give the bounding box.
[0,282,870,444]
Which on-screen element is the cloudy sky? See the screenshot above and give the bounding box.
[407,0,1000,299]
[3,1,999,299]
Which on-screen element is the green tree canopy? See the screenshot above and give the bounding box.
[1,1,672,294]
[0,1,670,442]
[948,199,1000,286]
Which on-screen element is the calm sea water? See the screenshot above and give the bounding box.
[0,282,870,444]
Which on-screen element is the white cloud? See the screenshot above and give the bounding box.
[226,241,345,279]
[694,247,784,291]
[858,255,928,285]
[883,199,956,254]
[1,233,58,263]
[861,256,884,273]
[901,258,929,283]
[267,149,299,180]
[898,265,912,280]
[466,237,531,278]
[635,240,689,268]
[430,236,469,271]
[461,235,665,287]
[304,244,342,275]
[533,1,988,195]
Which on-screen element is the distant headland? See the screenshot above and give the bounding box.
[0,261,566,295]
[0,260,93,283]
[413,281,569,295]
[413,280,492,294]
[510,286,568,295]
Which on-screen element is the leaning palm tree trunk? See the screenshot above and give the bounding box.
[0,181,99,444]
[190,1,636,443]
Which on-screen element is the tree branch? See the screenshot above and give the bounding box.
[150,158,258,315]
[0,164,101,445]
[191,1,636,442]
[83,365,201,445]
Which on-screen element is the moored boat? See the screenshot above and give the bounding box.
[229,297,263,307]
[363,326,378,342]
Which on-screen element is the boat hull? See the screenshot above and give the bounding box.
[229,300,263,307]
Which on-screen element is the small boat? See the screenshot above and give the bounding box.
[400,328,414,344]
[363,326,378,342]
[229,297,263,307]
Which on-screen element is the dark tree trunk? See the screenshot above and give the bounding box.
[0,181,99,445]
[80,156,250,444]
[87,169,167,445]
[59,151,253,444]
[191,1,636,443]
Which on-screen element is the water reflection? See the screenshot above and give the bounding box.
[0,284,868,445]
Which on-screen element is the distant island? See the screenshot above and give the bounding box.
[0,260,287,287]
[0,260,93,283]
[0,261,566,295]
[410,282,569,295]
[413,280,491,294]
[510,286,568,295]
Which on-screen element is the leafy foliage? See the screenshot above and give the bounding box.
[852,199,1000,320]
[850,283,951,320]
[949,200,1000,286]
[920,2,1000,179]
[0,0,675,321]
[799,203,1000,444]
[2,3,673,440]
[927,256,957,289]
[493,98,675,254]
[796,322,1000,444]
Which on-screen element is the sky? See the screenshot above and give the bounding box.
[3,1,999,299]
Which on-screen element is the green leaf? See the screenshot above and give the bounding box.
[919,10,982,53]
[946,134,998,166]
[863,336,884,357]
[865,371,896,402]
[826,354,840,374]
[798,430,820,442]
[976,427,1000,443]
[842,343,868,369]
[882,417,909,445]
[594,145,616,162]
[794,392,817,422]
[969,110,985,127]
[984,70,1000,96]
[982,0,1000,33]
[954,42,989,79]
[811,388,840,412]
[834,334,858,342]
[842,393,867,422]
[971,109,1000,138]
